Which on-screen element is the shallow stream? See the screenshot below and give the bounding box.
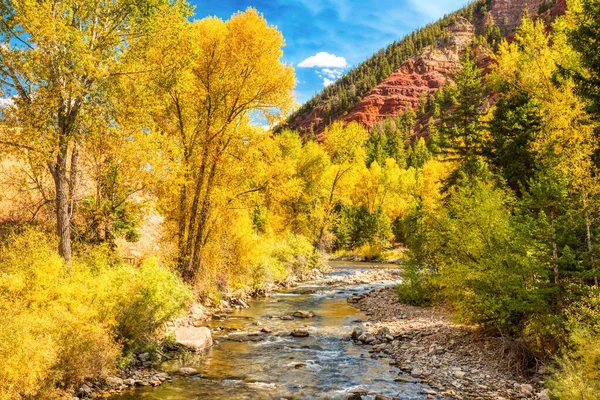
[113,261,433,399]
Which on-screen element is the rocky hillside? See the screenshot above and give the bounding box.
[284,0,566,137]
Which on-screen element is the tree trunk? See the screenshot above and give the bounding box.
[181,143,210,277]
[314,169,343,253]
[186,158,219,283]
[551,210,559,285]
[584,208,597,286]
[51,140,72,265]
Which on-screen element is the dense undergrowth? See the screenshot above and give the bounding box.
[0,229,192,399]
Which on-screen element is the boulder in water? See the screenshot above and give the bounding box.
[351,327,364,340]
[176,367,198,376]
[174,326,213,350]
[293,310,315,318]
[290,329,310,337]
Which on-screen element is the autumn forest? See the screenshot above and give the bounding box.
[2,0,600,399]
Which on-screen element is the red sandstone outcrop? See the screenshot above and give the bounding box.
[343,51,459,129]
[288,0,567,136]
[344,18,474,130]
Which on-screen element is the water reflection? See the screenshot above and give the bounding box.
[113,262,431,399]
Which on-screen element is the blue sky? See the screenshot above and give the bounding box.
[188,0,470,105]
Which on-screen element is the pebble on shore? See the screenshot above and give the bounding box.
[347,286,549,400]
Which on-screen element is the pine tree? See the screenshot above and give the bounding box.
[569,0,600,119]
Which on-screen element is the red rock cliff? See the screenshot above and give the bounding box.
[343,18,474,130]
[288,0,567,137]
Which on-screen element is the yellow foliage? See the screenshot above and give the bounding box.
[0,229,191,399]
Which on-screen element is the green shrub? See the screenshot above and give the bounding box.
[0,229,191,399]
[251,233,320,290]
[549,334,600,399]
[334,205,393,252]
[395,266,438,306]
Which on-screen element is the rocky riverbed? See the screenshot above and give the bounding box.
[77,263,552,400]
[347,287,551,400]
[71,269,326,399]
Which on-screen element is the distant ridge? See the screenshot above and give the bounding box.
[283,0,566,137]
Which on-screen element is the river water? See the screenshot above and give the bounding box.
[113,261,433,399]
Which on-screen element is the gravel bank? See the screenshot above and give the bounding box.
[348,287,551,400]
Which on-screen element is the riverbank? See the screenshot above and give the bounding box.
[72,268,326,399]
[329,247,405,264]
[348,287,551,400]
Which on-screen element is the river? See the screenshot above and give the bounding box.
[113,261,435,399]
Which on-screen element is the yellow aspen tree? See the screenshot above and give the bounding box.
[0,0,187,262]
[140,9,295,284]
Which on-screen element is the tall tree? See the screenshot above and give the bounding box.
[0,0,184,262]
[437,55,487,187]
[316,121,368,252]
[141,9,295,284]
[483,91,541,196]
[568,0,600,119]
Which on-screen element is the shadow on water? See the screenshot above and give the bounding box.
[112,262,434,399]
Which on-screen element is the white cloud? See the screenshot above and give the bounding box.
[298,52,348,68]
[319,68,344,79]
[323,78,335,87]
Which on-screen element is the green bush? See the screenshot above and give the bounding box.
[252,234,320,290]
[549,333,600,399]
[437,183,547,336]
[334,205,393,252]
[395,266,438,306]
[0,229,191,399]
[548,290,600,399]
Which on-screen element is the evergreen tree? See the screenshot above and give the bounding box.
[484,91,542,196]
[437,56,487,186]
[569,0,600,119]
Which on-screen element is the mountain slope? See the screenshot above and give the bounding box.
[284,0,566,136]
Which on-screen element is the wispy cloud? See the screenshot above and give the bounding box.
[298,52,348,68]
[319,68,344,79]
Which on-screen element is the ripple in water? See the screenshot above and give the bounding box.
[111,262,434,400]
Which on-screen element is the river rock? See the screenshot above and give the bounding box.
[261,327,273,333]
[516,383,533,394]
[155,372,170,381]
[281,315,294,321]
[349,386,370,394]
[290,329,310,337]
[375,395,395,400]
[537,389,550,400]
[77,384,93,397]
[453,370,466,379]
[351,327,364,340]
[377,327,391,337]
[138,352,151,362]
[293,310,315,318]
[176,367,199,376]
[174,326,213,350]
[364,334,377,344]
[106,376,124,387]
[347,295,361,303]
